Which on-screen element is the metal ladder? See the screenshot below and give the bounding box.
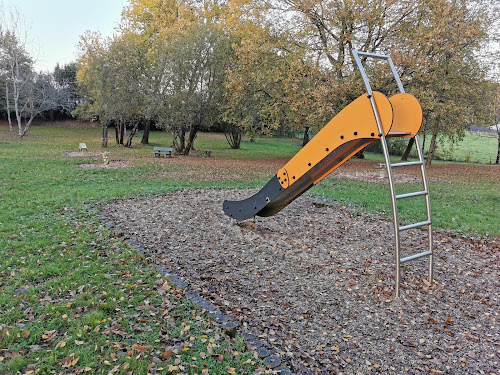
[351,49,433,297]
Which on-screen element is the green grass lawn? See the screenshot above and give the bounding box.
[0,125,266,374]
[1,122,498,373]
[420,131,498,164]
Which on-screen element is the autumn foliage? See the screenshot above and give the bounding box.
[74,0,498,162]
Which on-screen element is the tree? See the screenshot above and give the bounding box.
[107,32,149,148]
[224,122,242,149]
[389,0,494,165]
[74,31,112,146]
[151,22,232,155]
[0,27,34,136]
[1,11,72,137]
[223,15,330,140]
[223,0,494,162]
[53,62,78,120]
[492,84,500,164]
[75,32,148,148]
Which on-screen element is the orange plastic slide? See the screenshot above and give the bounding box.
[223,91,422,221]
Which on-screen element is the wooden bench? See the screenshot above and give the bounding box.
[79,143,88,152]
[152,147,173,158]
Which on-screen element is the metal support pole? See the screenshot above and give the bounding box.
[414,134,434,282]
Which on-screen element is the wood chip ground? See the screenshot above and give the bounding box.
[102,188,499,374]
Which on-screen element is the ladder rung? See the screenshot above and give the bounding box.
[391,161,423,168]
[355,51,390,59]
[400,250,433,263]
[399,220,432,232]
[396,191,428,200]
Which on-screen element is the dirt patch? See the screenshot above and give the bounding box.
[78,161,134,169]
[102,188,499,374]
[335,169,437,184]
[65,152,104,157]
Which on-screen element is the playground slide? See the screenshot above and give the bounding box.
[223,92,422,221]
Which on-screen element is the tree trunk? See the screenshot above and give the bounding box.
[426,133,438,167]
[224,123,242,149]
[115,124,119,144]
[190,133,197,150]
[5,82,12,131]
[183,125,200,156]
[121,123,125,145]
[172,128,186,154]
[302,126,310,147]
[12,59,24,138]
[18,114,35,138]
[125,120,140,147]
[102,120,108,148]
[141,120,151,145]
[496,130,499,164]
[50,109,54,123]
[401,138,415,161]
[119,122,125,145]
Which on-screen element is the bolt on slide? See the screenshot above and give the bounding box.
[223,91,422,221]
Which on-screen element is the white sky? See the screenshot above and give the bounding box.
[0,0,127,72]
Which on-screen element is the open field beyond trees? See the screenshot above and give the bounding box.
[420,132,499,165]
[0,122,498,374]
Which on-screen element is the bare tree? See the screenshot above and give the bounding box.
[1,9,70,137]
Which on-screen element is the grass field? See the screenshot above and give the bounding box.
[1,122,499,373]
[420,131,498,164]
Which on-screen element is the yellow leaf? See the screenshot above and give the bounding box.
[123,363,130,370]
[58,341,67,349]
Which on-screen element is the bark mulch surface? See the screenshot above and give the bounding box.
[101,189,499,375]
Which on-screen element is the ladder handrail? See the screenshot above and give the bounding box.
[351,48,433,297]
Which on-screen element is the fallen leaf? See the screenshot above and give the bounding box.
[55,341,66,350]
[60,356,79,368]
[428,317,438,325]
[160,350,173,360]
[131,344,151,352]
[42,330,57,343]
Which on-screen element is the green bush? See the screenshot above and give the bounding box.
[365,137,411,156]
